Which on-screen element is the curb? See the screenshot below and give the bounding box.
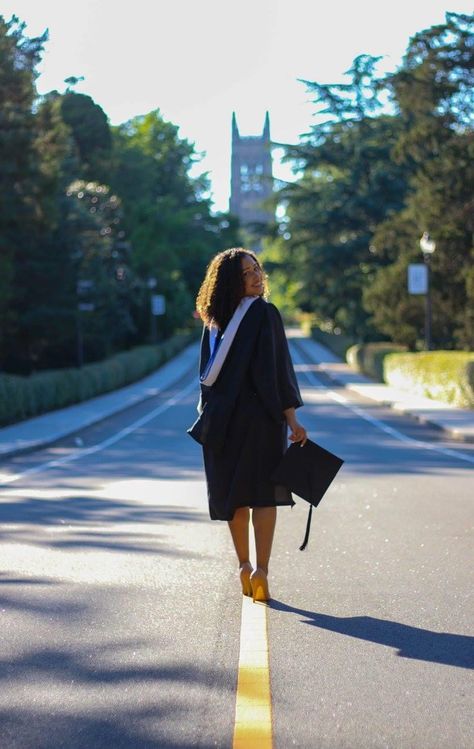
[387,402,474,444]
[323,368,473,444]
[291,338,474,445]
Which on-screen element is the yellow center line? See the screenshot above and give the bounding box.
[233,594,272,749]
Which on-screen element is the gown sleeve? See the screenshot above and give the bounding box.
[251,302,303,423]
[196,325,210,414]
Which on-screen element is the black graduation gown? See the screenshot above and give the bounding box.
[190,297,303,521]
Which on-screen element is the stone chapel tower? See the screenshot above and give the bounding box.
[229,111,274,248]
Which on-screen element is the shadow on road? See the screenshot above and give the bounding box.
[269,599,474,670]
[0,709,221,749]
[0,636,234,749]
[0,494,207,555]
[0,576,85,617]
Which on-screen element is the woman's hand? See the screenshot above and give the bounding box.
[288,421,308,446]
[283,407,308,446]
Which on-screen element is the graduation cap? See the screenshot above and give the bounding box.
[271,438,344,550]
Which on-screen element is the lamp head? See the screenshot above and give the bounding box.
[420,232,436,255]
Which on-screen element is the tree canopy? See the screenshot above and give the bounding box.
[1,11,472,375]
[264,12,473,350]
[0,15,239,372]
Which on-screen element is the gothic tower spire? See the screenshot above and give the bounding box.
[262,110,270,139]
[232,111,240,141]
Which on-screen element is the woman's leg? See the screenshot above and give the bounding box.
[252,506,277,574]
[227,507,250,565]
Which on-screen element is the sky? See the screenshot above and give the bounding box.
[2,0,472,213]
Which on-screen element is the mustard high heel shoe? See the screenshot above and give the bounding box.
[239,562,253,597]
[250,567,270,602]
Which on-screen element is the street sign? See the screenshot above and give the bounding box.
[77,280,94,294]
[408,264,428,295]
[151,294,166,316]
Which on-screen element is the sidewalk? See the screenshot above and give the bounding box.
[292,334,474,444]
[0,334,472,462]
[0,341,200,460]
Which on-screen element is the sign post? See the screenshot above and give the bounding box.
[150,294,166,343]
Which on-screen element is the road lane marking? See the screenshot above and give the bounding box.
[290,344,474,465]
[233,595,272,749]
[0,380,198,485]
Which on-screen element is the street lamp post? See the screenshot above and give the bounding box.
[147,277,158,343]
[76,280,95,367]
[419,232,436,351]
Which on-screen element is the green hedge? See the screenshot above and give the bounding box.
[0,332,198,427]
[346,342,408,382]
[384,351,474,408]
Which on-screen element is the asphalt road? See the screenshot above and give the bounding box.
[0,343,473,749]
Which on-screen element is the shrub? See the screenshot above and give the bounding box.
[346,342,408,382]
[384,351,474,408]
[0,332,197,427]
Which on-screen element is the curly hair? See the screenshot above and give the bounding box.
[196,248,268,329]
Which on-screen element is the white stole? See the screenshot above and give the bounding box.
[200,296,259,386]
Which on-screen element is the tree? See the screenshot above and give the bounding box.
[60,91,112,183]
[0,16,47,365]
[277,56,411,338]
[367,12,474,349]
[0,18,134,370]
[0,16,241,371]
[61,180,135,361]
[111,110,240,336]
[8,93,78,370]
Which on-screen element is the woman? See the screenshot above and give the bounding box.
[188,248,307,601]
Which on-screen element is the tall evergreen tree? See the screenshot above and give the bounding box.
[365,12,474,348]
[60,91,112,183]
[277,56,411,338]
[0,16,47,363]
[11,93,78,370]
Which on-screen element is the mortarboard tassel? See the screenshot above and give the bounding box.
[299,504,313,551]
